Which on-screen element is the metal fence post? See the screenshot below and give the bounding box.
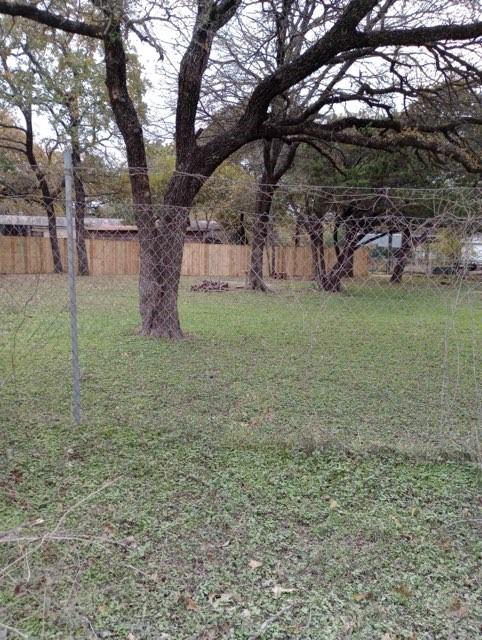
[64,149,81,424]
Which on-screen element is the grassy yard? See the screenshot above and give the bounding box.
[0,274,481,639]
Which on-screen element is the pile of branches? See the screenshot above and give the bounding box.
[190,280,230,292]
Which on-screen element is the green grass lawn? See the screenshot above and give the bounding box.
[1,274,481,639]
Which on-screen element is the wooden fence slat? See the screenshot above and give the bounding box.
[0,236,368,278]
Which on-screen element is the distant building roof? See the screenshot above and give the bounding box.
[362,232,402,249]
[0,214,222,233]
[189,219,222,231]
[0,214,136,231]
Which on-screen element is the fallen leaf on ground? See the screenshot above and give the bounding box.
[353,592,373,602]
[199,623,231,640]
[248,559,263,569]
[394,583,412,598]
[10,468,23,484]
[449,597,468,617]
[209,592,233,608]
[272,585,296,597]
[183,595,198,611]
[31,518,45,527]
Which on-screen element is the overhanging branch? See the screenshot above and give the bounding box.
[0,1,105,38]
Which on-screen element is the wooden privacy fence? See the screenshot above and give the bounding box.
[0,236,368,278]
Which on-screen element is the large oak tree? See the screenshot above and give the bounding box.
[0,0,481,336]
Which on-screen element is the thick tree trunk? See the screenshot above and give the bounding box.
[44,201,63,274]
[390,227,430,285]
[390,230,411,284]
[311,233,326,286]
[41,192,62,274]
[319,222,359,292]
[140,173,202,339]
[23,107,63,273]
[102,28,184,337]
[332,219,354,276]
[137,231,183,339]
[247,138,297,290]
[302,217,326,285]
[320,251,355,291]
[248,177,274,291]
[103,21,236,336]
[103,25,220,338]
[249,227,270,290]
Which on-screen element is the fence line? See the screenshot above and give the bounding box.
[0,236,369,278]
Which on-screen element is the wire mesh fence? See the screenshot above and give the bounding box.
[1,161,481,460]
[1,159,482,638]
